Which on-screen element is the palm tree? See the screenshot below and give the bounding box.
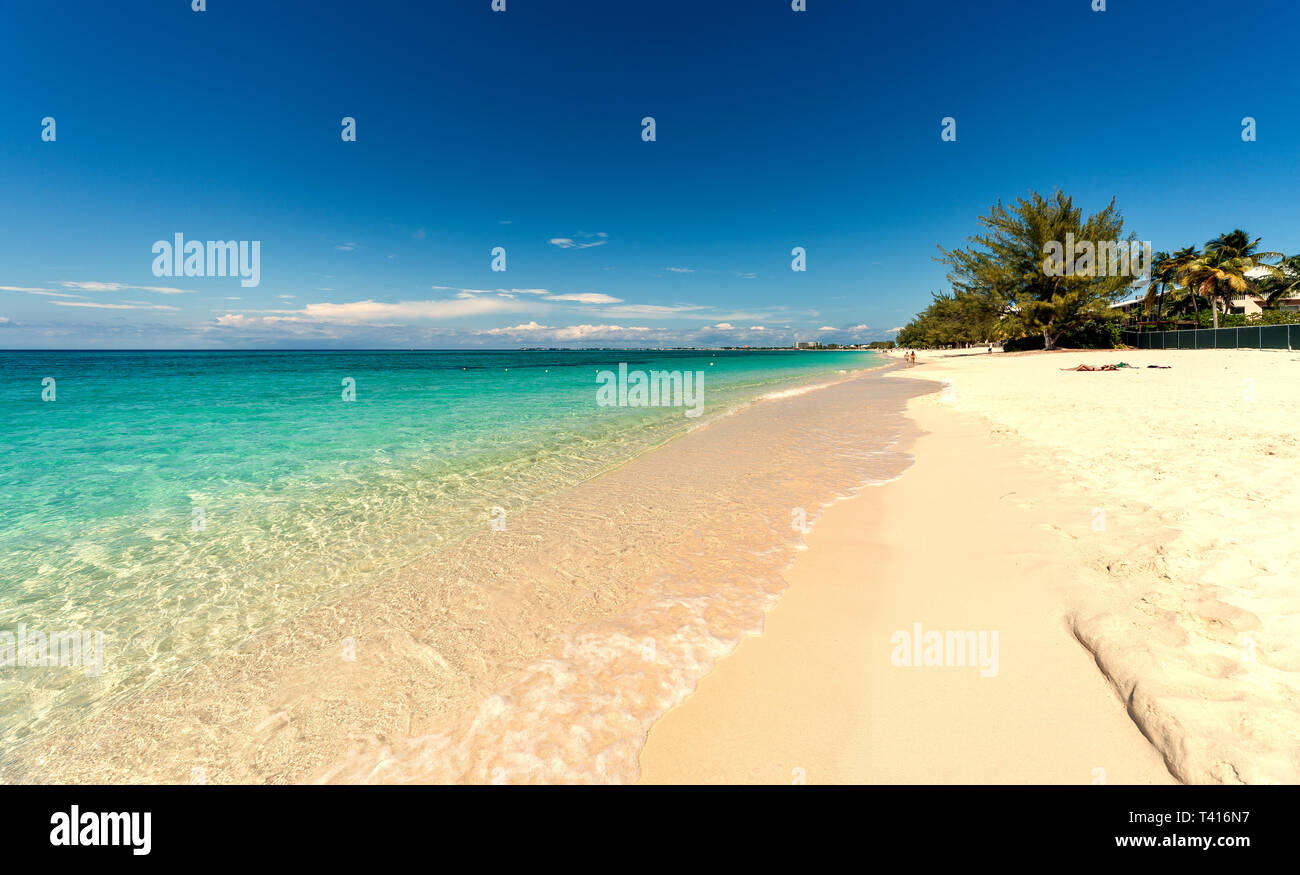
[1253,254,1300,309]
[1143,250,1170,321]
[1178,231,1281,329]
[1160,246,1202,322]
[1205,229,1281,263]
[1179,255,1249,330]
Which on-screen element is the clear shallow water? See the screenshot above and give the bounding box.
[0,349,878,755]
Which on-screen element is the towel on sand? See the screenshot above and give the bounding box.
[1061,363,1171,371]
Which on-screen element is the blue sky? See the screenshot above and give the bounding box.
[2,0,1298,349]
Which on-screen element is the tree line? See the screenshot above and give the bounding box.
[897,190,1299,349]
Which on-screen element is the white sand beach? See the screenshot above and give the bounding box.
[640,348,1300,784]
[17,348,1298,786]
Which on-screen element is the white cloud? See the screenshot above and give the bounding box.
[480,322,654,341]
[596,303,712,319]
[203,281,813,341]
[53,301,180,311]
[484,321,552,334]
[335,243,357,251]
[215,314,298,328]
[887,327,904,333]
[451,287,553,296]
[551,324,648,339]
[218,294,529,328]
[549,232,608,250]
[1,286,85,298]
[303,297,527,323]
[469,321,809,347]
[665,267,694,273]
[818,326,836,331]
[133,285,193,295]
[543,292,621,304]
[60,281,193,294]
[61,281,124,291]
[436,286,619,305]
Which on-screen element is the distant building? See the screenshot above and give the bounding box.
[1114,266,1300,316]
[1225,295,1300,314]
[1110,293,1300,317]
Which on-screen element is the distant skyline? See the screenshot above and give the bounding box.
[3,0,1298,349]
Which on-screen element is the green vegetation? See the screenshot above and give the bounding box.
[1140,232,1296,328]
[898,191,1300,349]
[1001,316,1125,352]
[895,291,1001,348]
[1188,309,1300,328]
[1256,255,1300,308]
[899,190,1135,350]
[1179,231,1283,329]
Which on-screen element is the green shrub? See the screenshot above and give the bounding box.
[1002,316,1123,351]
[1192,309,1300,328]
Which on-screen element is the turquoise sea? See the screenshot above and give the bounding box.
[0,348,878,755]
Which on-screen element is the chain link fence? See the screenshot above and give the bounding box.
[1122,325,1299,351]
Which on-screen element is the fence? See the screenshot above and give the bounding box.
[1122,325,1300,351]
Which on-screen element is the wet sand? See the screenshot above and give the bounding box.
[639,374,1174,784]
[12,366,922,784]
[642,346,1300,785]
[25,347,1291,785]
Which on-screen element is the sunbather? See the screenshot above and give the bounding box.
[1061,362,1171,371]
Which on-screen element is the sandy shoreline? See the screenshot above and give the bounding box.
[11,362,920,785]
[640,347,1300,784]
[14,349,1297,784]
[639,368,1173,784]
